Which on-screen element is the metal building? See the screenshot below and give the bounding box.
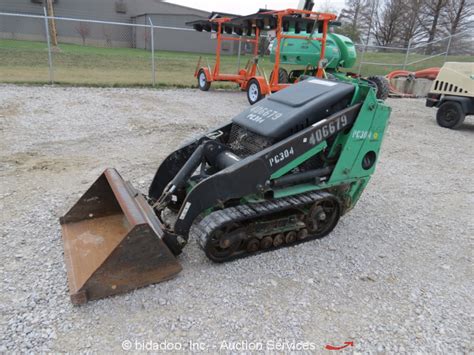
[0,0,224,53]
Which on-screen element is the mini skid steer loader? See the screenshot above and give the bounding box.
[60,78,391,304]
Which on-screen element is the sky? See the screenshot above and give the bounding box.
[164,0,346,16]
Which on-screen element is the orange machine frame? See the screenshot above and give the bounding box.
[258,9,337,96]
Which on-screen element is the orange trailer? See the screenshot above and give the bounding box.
[188,9,337,104]
[187,14,261,92]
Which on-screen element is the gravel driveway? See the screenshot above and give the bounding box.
[1,85,472,353]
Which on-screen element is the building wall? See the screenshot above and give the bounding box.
[0,15,47,42]
[0,0,224,53]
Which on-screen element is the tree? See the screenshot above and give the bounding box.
[442,0,473,35]
[75,22,90,46]
[337,24,362,42]
[338,0,372,43]
[314,0,339,14]
[102,25,112,46]
[374,0,405,46]
[441,0,474,54]
[398,0,424,47]
[143,28,150,50]
[418,0,448,53]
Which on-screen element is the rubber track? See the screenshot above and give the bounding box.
[195,190,334,262]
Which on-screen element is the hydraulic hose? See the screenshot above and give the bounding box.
[386,68,440,97]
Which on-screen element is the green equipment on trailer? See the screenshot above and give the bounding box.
[269,32,357,74]
[59,78,391,304]
[268,29,389,100]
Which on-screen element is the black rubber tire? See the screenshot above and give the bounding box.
[270,68,289,83]
[246,79,264,105]
[436,101,465,129]
[325,72,337,81]
[297,75,312,82]
[367,75,390,100]
[197,69,211,91]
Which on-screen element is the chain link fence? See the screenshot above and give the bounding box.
[0,13,51,83]
[50,16,155,86]
[0,10,223,87]
[0,10,472,86]
[354,30,473,77]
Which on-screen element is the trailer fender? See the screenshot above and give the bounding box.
[248,77,271,95]
[198,67,212,82]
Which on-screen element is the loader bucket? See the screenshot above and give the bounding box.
[59,168,182,305]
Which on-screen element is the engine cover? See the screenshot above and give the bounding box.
[232,78,355,140]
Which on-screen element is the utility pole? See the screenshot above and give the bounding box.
[357,0,378,75]
[46,0,58,47]
[365,0,378,46]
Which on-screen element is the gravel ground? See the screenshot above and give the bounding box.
[0,85,472,353]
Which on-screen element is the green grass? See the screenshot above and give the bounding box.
[0,39,273,87]
[0,39,472,87]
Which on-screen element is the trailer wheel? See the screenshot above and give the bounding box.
[270,68,289,83]
[247,79,264,105]
[325,72,337,81]
[197,69,211,91]
[297,75,312,82]
[367,75,390,100]
[436,101,465,129]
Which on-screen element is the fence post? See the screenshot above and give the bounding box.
[357,44,367,76]
[148,17,156,86]
[43,7,54,84]
[402,39,411,70]
[444,34,452,61]
[237,36,242,72]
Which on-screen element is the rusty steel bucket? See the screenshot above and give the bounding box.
[59,168,182,305]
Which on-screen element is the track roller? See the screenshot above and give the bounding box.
[260,236,273,249]
[273,233,284,247]
[285,231,297,244]
[197,191,341,262]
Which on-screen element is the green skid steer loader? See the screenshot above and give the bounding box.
[60,78,391,304]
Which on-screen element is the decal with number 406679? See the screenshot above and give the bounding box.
[264,104,360,173]
[308,115,348,145]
